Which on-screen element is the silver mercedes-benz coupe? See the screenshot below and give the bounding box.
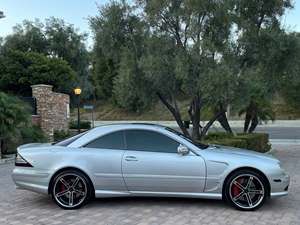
[12,123,289,210]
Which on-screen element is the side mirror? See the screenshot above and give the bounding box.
[177,145,190,155]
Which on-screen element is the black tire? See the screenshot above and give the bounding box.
[51,169,92,209]
[224,169,268,211]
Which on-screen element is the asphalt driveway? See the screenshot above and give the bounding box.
[0,145,299,225]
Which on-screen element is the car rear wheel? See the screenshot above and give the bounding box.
[51,170,92,209]
[224,170,268,211]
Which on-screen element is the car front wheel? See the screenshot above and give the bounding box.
[224,170,268,211]
[51,170,92,209]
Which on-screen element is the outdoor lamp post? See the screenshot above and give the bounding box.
[74,87,82,133]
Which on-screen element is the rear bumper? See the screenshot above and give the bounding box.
[11,167,50,194]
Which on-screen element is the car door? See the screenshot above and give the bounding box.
[122,129,206,194]
[83,131,128,193]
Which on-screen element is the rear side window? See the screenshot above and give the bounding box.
[85,131,125,150]
[54,132,87,146]
[125,130,179,153]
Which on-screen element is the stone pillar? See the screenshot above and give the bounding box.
[31,84,70,141]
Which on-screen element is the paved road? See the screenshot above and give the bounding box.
[0,145,299,225]
[211,127,300,139]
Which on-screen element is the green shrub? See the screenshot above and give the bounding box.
[205,132,234,140]
[53,130,72,142]
[4,125,47,154]
[69,120,91,129]
[236,133,271,153]
[20,125,47,143]
[203,132,271,153]
[208,138,248,149]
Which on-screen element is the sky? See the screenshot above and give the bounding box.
[1,0,300,49]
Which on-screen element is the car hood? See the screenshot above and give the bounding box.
[206,145,279,163]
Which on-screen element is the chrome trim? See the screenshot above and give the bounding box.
[270,191,288,197]
[130,191,222,199]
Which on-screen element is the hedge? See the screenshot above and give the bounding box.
[53,130,71,142]
[3,125,47,154]
[203,132,271,153]
[69,120,91,129]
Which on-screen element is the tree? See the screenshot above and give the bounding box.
[1,19,48,54]
[137,0,232,139]
[90,1,148,101]
[90,2,128,99]
[276,32,300,110]
[0,50,76,96]
[0,92,30,155]
[1,18,91,98]
[227,0,293,132]
[113,47,150,111]
[89,0,297,139]
[44,18,92,98]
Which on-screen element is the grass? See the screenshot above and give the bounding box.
[75,97,300,121]
[79,100,192,121]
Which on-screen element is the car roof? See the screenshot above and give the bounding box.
[68,123,172,148]
[88,123,168,135]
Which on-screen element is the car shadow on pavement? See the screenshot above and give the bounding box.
[22,192,288,212]
[88,196,228,209]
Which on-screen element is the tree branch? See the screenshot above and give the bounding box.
[202,110,225,137]
[157,92,191,138]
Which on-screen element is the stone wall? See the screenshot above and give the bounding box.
[31,84,70,141]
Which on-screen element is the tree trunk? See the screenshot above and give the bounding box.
[244,110,251,133]
[243,100,258,133]
[157,92,191,138]
[0,138,4,157]
[201,110,225,139]
[188,95,201,140]
[216,103,232,134]
[157,92,225,141]
[249,115,258,133]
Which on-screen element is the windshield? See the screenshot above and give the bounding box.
[53,131,88,146]
[165,127,209,149]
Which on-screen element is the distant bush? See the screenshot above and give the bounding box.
[205,132,233,140]
[20,125,47,143]
[69,120,91,130]
[203,132,271,153]
[53,130,71,142]
[4,125,47,154]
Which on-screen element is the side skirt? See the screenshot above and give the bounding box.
[95,190,222,200]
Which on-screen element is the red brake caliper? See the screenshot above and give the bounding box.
[61,183,65,192]
[232,178,242,197]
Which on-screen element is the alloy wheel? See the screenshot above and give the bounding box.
[53,173,88,208]
[229,174,265,210]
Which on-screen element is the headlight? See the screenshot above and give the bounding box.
[15,153,33,167]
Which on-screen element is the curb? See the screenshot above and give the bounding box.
[266,148,274,154]
[0,155,15,165]
[270,139,300,145]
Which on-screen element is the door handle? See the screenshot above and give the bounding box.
[125,156,138,161]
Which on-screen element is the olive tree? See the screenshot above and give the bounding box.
[137,0,233,139]
[226,0,293,132]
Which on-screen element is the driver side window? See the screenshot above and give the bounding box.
[125,130,179,153]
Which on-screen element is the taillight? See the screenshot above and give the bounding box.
[15,153,33,167]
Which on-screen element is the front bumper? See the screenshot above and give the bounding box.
[270,173,290,198]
